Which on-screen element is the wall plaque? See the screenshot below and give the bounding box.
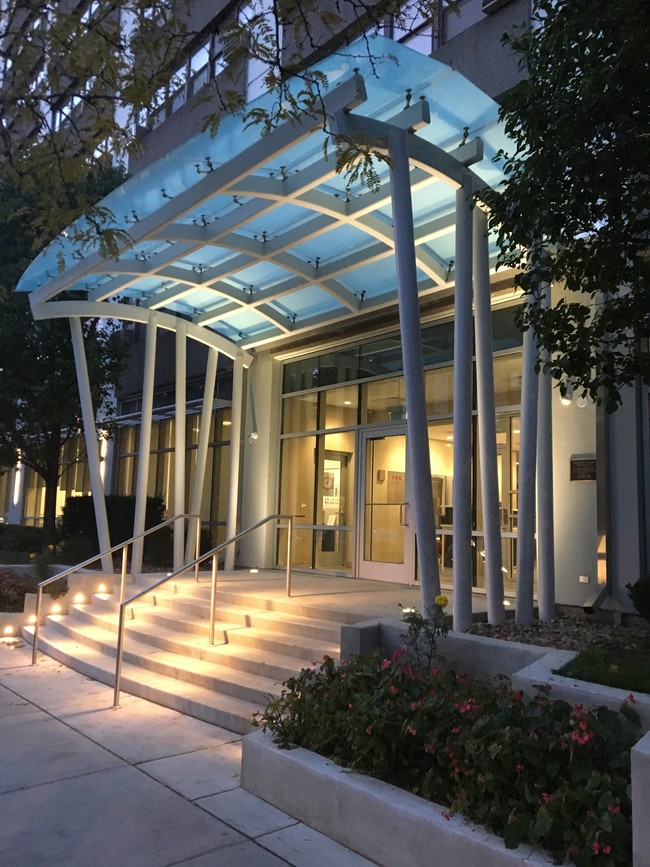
[570,456,597,481]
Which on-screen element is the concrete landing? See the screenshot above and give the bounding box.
[0,639,376,867]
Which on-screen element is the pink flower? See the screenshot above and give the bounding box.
[607,804,621,814]
[541,792,551,803]
[451,727,460,734]
[389,686,400,695]
[512,691,522,702]
[431,667,440,676]
[515,764,525,773]
[392,648,406,661]
[592,842,600,854]
[407,725,417,736]
[348,703,353,709]
[441,811,451,821]
[365,726,373,735]
[381,658,391,670]
[628,693,636,703]
[579,720,589,731]
[602,845,611,855]
[424,743,436,754]
[402,666,415,680]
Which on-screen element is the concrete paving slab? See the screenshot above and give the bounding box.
[0,711,124,793]
[172,840,289,866]
[197,787,298,837]
[0,764,246,867]
[0,683,40,718]
[257,823,378,867]
[0,638,35,669]
[57,700,241,764]
[141,741,243,799]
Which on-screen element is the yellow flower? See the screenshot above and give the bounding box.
[29,552,37,560]
[48,544,55,551]
[435,595,448,608]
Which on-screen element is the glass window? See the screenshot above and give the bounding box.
[421,320,454,366]
[492,305,523,350]
[493,353,522,407]
[322,386,358,429]
[362,376,405,424]
[424,367,454,416]
[282,393,318,434]
[279,436,316,525]
[359,335,403,378]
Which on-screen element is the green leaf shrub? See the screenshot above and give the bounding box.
[256,642,637,865]
[626,577,650,626]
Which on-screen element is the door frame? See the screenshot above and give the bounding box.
[355,425,416,583]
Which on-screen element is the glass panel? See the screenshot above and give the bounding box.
[493,353,522,407]
[492,305,523,351]
[364,435,406,563]
[322,386,358,429]
[317,347,360,386]
[362,376,405,424]
[277,526,312,568]
[424,367,454,416]
[359,335,403,378]
[314,530,353,571]
[279,436,316,524]
[421,320,454,367]
[282,393,318,433]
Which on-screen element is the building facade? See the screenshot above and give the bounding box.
[8,0,650,623]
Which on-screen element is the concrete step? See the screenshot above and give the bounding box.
[22,626,261,734]
[94,586,343,645]
[79,601,339,662]
[43,616,284,705]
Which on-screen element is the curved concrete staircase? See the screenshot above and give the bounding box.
[22,574,353,734]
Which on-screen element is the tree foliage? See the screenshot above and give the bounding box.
[481,0,650,410]
[0,167,130,547]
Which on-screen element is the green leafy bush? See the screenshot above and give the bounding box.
[0,568,66,611]
[255,607,638,866]
[626,576,650,626]
[0,525,47,553]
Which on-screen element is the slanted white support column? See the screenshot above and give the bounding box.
[515,324,539,626]
[388,129,440,610]
[131,314,158,574]
[173,321,187,572]
[472,207,505,625]
[536,291,556,621]
[452,182,474,632]
[225,354,244,570]
[7,461,25,525]
[70,318,112,572]
[185,346,218,562]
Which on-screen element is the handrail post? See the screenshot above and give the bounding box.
[120,545,129,604]
[209,553,218,645]
[31,586,43,665]
[286,516,293,597]
[113,604,126,709]
[194,517,201,583]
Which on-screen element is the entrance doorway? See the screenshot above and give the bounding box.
[357,428,416,582]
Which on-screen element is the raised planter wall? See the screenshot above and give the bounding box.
[242,729,561,867]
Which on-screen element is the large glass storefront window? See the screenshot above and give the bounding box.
[278,312,528,588]
[114,408,231,545]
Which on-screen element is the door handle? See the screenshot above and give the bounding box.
[400,502,409,527]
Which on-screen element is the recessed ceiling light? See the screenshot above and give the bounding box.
[343,400,352,406]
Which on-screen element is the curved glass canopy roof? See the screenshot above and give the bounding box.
[18,36,510,351]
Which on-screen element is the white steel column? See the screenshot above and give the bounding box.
[185,346,218,562]
[131,314,158,574]
[515,324,539,625]
[224,355,244,570]
[536,291,556,620]
[70,317,112,572]
[472,207,505,625]
[388,129,440,609]
[452,182,474,632]
[173,321,187,572]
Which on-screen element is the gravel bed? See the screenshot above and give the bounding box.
[469,613,650,653]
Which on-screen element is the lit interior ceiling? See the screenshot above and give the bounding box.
[18,36,511,352]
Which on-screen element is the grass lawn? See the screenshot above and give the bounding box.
[558,642,650,694]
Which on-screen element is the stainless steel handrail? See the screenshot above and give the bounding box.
[31,513,201,665]
[112,513,293,709]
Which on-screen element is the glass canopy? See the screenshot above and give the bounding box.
[17,36,511,350]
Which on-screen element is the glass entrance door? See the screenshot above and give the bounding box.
[358,428,416,582]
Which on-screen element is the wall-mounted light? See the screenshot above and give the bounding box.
[559,383,574,406]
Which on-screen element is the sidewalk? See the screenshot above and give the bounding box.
[0,639,377,867]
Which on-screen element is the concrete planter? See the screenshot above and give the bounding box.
[242,729,561,866]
